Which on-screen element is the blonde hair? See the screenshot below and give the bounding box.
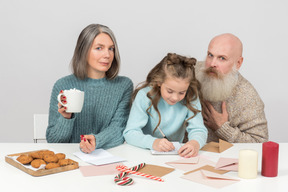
[133,53,201,133]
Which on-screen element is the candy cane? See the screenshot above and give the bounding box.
[116,165,164,183]
[114,163,145,186]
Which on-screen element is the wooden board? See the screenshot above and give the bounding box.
[5,149,79,177]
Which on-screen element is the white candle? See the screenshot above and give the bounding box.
[238,149,258,179]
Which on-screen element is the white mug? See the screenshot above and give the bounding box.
[57,88,84,113]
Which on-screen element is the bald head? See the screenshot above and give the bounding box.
[209,33,243,59]
[206,33,244,72]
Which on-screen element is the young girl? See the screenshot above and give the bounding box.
[123,53,207,158]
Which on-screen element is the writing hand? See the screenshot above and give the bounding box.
[80,135,96,154]
[152,138,175,152]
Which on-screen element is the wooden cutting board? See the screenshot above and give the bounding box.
[5,149,79,177]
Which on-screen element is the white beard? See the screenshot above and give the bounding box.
[196,64,239,102]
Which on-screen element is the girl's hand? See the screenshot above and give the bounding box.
[152,138,175,152]
[80,135,96,154]
[178,140,200,158]
[58,90,72,119]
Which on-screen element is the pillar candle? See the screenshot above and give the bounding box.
[238,149,258,179]
[261,141,279,177]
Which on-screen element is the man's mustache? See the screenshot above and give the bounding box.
[204,67,221,78]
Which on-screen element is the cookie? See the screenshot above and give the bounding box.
[30,152,42,159]
[55,153,66,160]
[16,154,33,164]
[31,159,46,168]
[45,163,60,169]
[58,159,70,167]
[39,150,55,157]
[43,154,59,163]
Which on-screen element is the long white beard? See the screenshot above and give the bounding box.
[197,65,239,102]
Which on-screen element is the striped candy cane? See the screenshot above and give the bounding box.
[114,163,146,186]
[116,164,164,183]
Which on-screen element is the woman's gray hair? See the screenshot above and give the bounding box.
[71,24,120,80]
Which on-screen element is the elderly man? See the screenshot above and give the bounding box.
[196,33,268,143]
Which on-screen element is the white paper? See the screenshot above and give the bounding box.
[151,142,182,155]
[73,149,125,165]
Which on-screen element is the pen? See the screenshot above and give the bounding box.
[81,135,91,144]
[157,127,168,140]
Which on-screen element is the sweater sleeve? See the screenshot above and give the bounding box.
[46,80,76,143]
[93,79,133,149]
[123,90,157,150]
[215,84,268,143]
[215,105,268,143]
[186,98,208,148]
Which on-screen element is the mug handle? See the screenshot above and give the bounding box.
[57,93,66,106]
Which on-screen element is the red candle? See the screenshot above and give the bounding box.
[261,141,279,177]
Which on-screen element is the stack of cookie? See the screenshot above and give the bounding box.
[16,150,76,169]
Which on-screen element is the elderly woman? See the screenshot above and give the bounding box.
[46,24,133,153]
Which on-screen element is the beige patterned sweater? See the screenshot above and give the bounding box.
[196,63,268,143]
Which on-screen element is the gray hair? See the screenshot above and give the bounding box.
[71,24,120,79]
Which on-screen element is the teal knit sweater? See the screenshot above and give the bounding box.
[46,75,133,149]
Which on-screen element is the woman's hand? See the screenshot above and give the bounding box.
[58,90,72,119]
[178,140,200,158]
[79,135,96,154]
[152,138,175,152]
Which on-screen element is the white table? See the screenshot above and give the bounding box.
[1,143,287,192]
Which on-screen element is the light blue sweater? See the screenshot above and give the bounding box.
[46,75,133,149]
[123,87,207,150]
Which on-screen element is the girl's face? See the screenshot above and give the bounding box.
[87,33,115,79]
[160,77,190,105]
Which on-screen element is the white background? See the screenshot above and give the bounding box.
[0,0,287,143]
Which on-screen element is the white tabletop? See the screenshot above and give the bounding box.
[1,143,287,192]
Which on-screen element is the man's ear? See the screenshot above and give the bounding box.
[236,57,244,69]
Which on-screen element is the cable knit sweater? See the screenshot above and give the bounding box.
[196,62,268,143]
[46,75,133,149]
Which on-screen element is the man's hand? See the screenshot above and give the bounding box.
[201,101,228,131]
